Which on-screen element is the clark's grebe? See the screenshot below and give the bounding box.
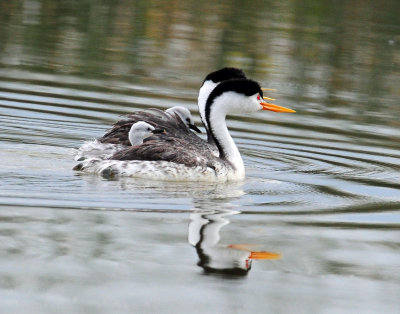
[74,79,294,181]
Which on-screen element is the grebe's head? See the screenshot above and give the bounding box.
[128,121,165,146]
[198,68,247,128]
[165,106,201,133]
[205,79,295,118]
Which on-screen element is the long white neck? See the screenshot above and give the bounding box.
[207,94,245,175]
[198,80,218,145]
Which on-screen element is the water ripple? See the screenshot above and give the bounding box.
[0,67,399,222]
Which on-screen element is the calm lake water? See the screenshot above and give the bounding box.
[1,0,400,313]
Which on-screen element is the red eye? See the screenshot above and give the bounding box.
[257,95,260,100]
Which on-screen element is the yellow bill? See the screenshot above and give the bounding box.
[228,244,282,260]
[261,101,296,113]
[263,96,276,101]
[249,251,281,260]
[261,88,277,91]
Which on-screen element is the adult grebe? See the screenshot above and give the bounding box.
[74,79,294,181]
[74,122,165,161]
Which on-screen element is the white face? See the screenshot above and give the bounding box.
[213,92,263,115]
[129,122,155,145]
[166,106,194,127]
[253,93,265,111]
[132,121,155,133]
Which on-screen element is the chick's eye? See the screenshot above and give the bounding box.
[147,128,151,131]
[186,118,190,122]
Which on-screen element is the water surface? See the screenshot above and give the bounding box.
[0,0,399,313]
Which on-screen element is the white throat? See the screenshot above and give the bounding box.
[208,93,245,175]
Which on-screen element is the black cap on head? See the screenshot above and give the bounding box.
[206,79,263,107]
[202,67,247,85]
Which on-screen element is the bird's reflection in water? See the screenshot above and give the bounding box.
[82,175,281,277]
[189,210,280,277]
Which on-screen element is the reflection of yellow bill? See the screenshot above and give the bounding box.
[228,244,258,250]
[228,244,281,260]
[249,251,281,260]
